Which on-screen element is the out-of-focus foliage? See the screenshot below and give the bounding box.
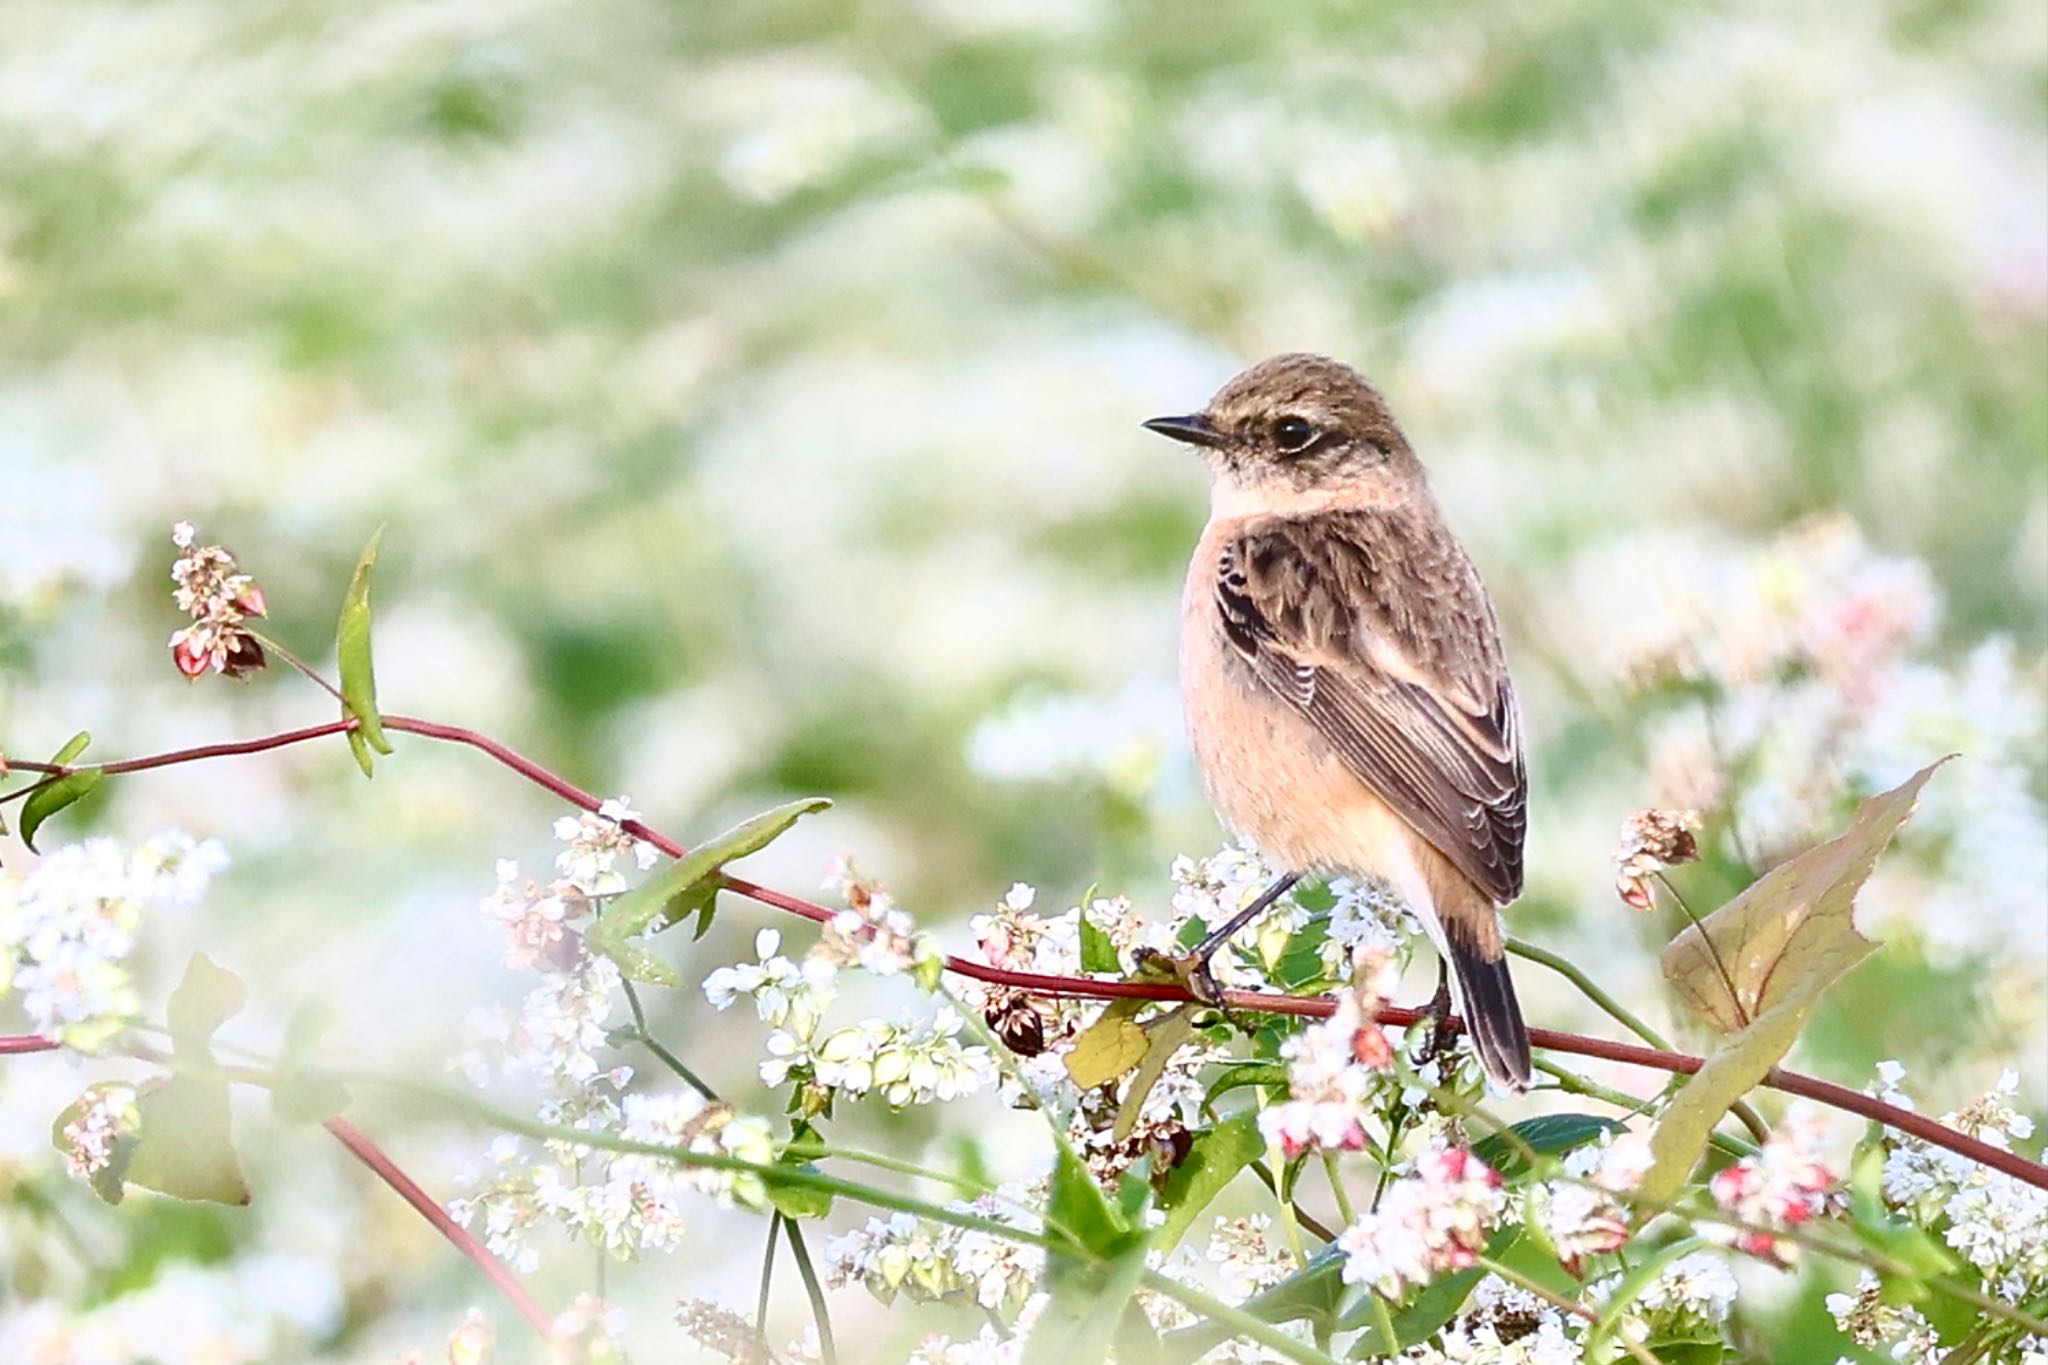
[0,0,2042,1359]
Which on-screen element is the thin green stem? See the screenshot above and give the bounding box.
[243,629,346,705]
[1320,1152,1356,1227]
[1140,1271,1341,1365]
[1367,1288,1398,1351]
[1533,1058,1758,1160]
[1507,938,1671,1052]
[621,979,717,1100]
[757,1214,782,1337]
[786,1221,838,1365]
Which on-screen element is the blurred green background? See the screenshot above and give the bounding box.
[2,0,2043,1360]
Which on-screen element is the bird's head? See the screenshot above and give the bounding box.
[1144,353,1422,512]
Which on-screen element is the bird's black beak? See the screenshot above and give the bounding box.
[1142,413,1225,449]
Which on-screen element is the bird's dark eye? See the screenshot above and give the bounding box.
[1273,416,1320,455]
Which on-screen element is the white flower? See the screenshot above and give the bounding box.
[1337,1146,1506,1298]
[1257,950,1402,1159]
[59,1084,139,1181]
[552,797,659,895]
[0,831,228,1049]
[1706,1104,1840,1265]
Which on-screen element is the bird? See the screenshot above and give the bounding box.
[1145,352,1532,1090]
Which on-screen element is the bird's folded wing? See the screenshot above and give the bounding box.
[1218,512,1527,904]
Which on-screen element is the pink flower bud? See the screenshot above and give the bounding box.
[171,630,212,679]
[235,581,268,618]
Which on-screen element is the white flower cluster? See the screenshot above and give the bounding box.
[1878,1067,2047,1317]
[453,802,781,1268]
[451,1090,774,1267]
[1259,949,1404,1159]
[1704,1104,1841,1266]
[1529,1130,1653,1276]
[1168,844,1310,989]
[0,830,227,1049]
[704,925,994,1109]
[59,1082,139,1180]
[1394,1274,1581,1364]
[1338,1145,1507,1298]
[820,852,934,977]
[823,1191,1046,1318]
[1588,1250,1738,1346]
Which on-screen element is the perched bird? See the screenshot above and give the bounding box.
[1146,353,1532,1089]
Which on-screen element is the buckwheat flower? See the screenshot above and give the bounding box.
[1404,1274,1580,1363]
[1632,1249,1738,1325]
[1320,874,1418,977]
[459,952,625,1092]
[167,522,269,679]
[675,1300,766,1364]
[1337,1146,1506,1298]
[548,1294,626,1365]
[1706,1104,1840,1265]
[0,830,228,1049]
[1170,844,1306,986]
[1258,948,1403,1159]
[552,798,659,896]
[482,861,574,971]
[702,928,837,1034]
[447,1308,497,1365]
[59,1083,138,1180]
[825,1190,1043,1316]
[1531,1128,1650,1273]
[813,1009,996,1107]
[819,853,927,976]
[1205,1216,1294,1300]
[1826,1269,1914,1348]
[1612,808,1701,911]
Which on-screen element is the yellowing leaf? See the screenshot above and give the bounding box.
[127,1076,251,1205]
[1661,759,1945,1034]
[1640,763,1945,1204]
[1064,1003,1150,1089]
[1110,1006,1196,1142]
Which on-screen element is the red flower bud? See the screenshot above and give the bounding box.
[171,631,212,678]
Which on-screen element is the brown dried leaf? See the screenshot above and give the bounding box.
[1661,759,1947,1035]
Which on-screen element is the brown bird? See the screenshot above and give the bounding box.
[1146,352,1533,1090]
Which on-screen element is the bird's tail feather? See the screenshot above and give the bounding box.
[1445,934,1532,1092]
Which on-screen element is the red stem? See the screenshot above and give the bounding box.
[324,1116,552,1340]
[8,713,2045,1192]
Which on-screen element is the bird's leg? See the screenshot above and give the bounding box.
[1420,958,1457,1065]
[1183,872,1301,1007]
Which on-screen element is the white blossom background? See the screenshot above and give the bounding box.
[1,0,2043,1360]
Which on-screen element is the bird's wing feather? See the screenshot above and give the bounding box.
[1218,510,1527,903]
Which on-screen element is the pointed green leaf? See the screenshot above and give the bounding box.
[20,731,101,852]
[336,527,393,776]
[126,1076,251,1205]
[1471,1114,1624,1183]
[1155,1109,1263,1247]
[1080,919,1120,975]
[587,798,830,984]
[1642,765,1943,1204]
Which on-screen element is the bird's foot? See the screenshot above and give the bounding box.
[1417,966,1458,1067]
[1172,872,1301,1017]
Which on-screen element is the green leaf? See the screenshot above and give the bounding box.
[1203,1061,1291,1109]
[766,1164,835,1220]
[587,797,830,986]
[121,953,254,1204]
[1642,764,1944,1204]
[126,1076,251,1205]
[1029,1149,1151,1365]
[1471,1114,1624,1182]
[1156,1109,1263,1247]
[1662,759,1946,1034]
[1047,1146,1130,1258]
[336,527,393,776]
[166,953,247,1055]
[1166,1244,1348,1362]
[1080,919,1121,974]
[20,731,102,852]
